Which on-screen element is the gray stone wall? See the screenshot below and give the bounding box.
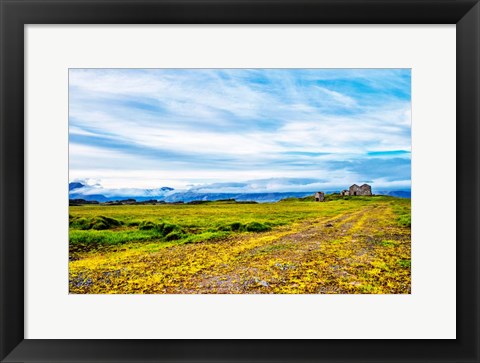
[314,192,325,202]
[349,184,372,196]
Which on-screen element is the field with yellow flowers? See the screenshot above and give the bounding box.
[69,195,411,294]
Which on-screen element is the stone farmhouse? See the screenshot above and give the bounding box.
[315,184,372,200]
[314,191,325,202]
[348,183,372,196]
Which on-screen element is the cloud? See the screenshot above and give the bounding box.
[327,157,411,182]
[187,178,332,193]
[69,69,411,191]
[315,86,358,107]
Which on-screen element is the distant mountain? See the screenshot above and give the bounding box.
[69,188,314,203]
[163,191,314,203]
[69,182,176,202]
[69,193,109,202]
[68,181,411,203]
[69,182,84,191]
[376,190,411,198]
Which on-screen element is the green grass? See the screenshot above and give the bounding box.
[69,196,411,294]
[391,200,411,227]
[398,259,411,268]
[70,229,162,245]
[69,196,408,250]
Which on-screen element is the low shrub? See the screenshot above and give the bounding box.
[165,231,184,241]
[398,259,411,268]
[229,222,243,231]
[91,220,108,230]
[99,216,122,227]
[397,215,411,227]
[215,221,272,233]
[91,216,122,230]
[69,216,123,230]
[161,223,177,235]
[138,221,157,230]
[245,222,271,232]
[69,217,90,230]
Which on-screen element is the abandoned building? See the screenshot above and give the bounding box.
[340,190,349,196]
[349,184,372,196]
[314,191,325,202]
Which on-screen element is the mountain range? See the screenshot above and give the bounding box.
[69,182,410,203]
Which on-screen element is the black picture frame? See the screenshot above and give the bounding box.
[1,1,479,362]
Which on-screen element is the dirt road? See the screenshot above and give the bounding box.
[69,203,411,294]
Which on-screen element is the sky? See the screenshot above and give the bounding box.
[69,68,411,195]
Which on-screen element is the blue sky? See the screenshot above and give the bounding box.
[69,69,411,194]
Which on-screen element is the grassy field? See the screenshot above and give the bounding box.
[69,196,411,294]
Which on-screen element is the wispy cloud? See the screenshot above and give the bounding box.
[69,69,411,192]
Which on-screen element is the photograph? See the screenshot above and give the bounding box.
[2,0,478,359]
[68,68,411,294]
